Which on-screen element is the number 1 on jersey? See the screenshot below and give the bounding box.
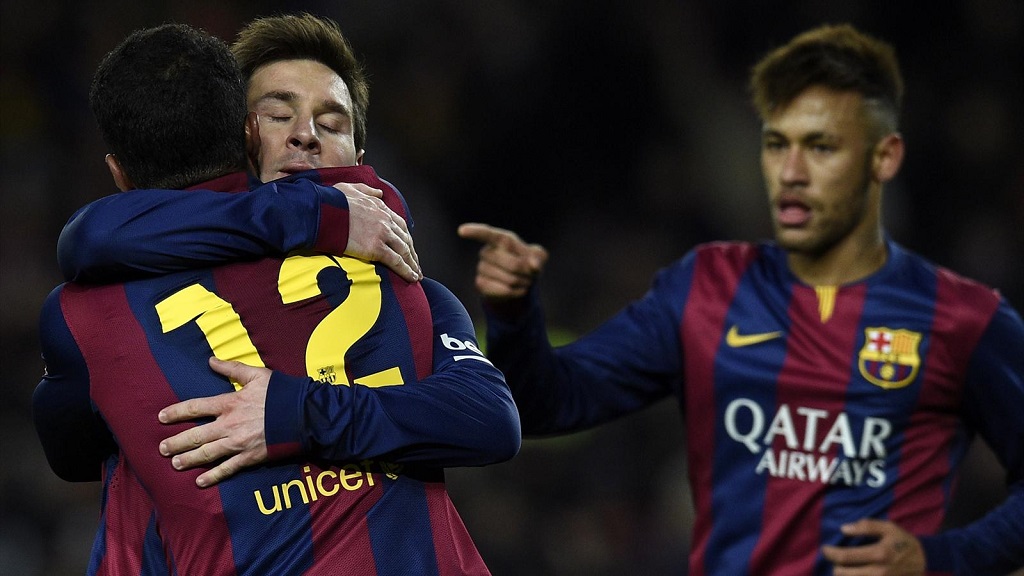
[155,283,265,390]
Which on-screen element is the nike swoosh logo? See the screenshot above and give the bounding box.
[726,325,784,347]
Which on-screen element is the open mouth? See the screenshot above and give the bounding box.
[776,198,811,226]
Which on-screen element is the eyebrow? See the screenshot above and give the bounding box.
[761,128,838,144]
[254,90,352,117]
[254,90,298,105]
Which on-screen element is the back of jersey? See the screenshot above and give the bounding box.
[59,252,442,575]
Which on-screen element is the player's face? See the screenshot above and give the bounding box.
[247,59,363,182]
[760,86,878,258]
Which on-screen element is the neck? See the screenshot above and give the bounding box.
[787,231,887,286]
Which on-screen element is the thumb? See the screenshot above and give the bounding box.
[209,357,260,386]
[527,243,550,270]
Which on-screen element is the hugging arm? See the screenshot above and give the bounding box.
[58,180,341,283]
[32,287,114,482]
[157,278,521,487]
[59,166,419,283]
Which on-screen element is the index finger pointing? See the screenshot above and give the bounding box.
[457,222,503,244]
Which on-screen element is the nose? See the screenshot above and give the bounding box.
[288,115,320,152]
[779,147,808,186]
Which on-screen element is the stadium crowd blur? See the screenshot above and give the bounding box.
[2,1,1021,574]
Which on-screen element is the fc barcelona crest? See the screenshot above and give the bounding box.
[858,327,922,389]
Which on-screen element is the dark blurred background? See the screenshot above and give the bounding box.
[2,1,1021,574]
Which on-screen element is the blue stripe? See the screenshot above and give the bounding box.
[813,243,939,573]
[122,274,317,574]
[87,454,119,576]
[368,477,440,576]
[705,250,792,574]
[141,511,170,576]
[223,465,315,576]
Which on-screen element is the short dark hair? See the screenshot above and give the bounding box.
[90,23,247,189]
[232,13,370,152]
[750,24,903,136]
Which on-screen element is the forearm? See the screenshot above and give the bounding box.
[485,285,678,435]
[265,277,521,467]
[265,367,519,467]
[918,481,1024,574]
[58,181,347,283]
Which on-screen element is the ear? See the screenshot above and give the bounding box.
[355,148,365,165]
[245,112,262,175]
[105,154,134,191]
[872,133,904,184]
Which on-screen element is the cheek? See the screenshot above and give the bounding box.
[760,155,778,186]
[811,158,856,198]
[322,138,358,165]
[253,126,288,152]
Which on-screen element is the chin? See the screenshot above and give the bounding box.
[774,230,818,254]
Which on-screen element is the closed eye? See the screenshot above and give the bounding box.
[318,123,340,135]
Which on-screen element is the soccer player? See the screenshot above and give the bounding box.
[52,13,473,490]
[458,24,1024,575]
[33,21,519,575]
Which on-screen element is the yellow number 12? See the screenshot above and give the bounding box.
[155,255,403,388]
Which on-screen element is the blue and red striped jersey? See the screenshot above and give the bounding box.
[35,168,520,575]
[485,240,1024,575]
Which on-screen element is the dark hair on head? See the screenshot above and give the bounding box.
[232,13,369,152]
[750,24,903,135]
[89,23,247,189]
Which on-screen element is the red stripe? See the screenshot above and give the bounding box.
[682,243,758,576]
[889,269,999,532]
[390,272,433,380]
[60,284,238,574]
[315,203,350,256]
[212,259,320,376]
[749,283,866,573]
[424,483,490,576]
[306,464,383,572]
[96,460,152,575]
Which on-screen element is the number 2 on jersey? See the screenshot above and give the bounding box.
[155,255,404,388]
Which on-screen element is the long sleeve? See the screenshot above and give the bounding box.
[32,286,115,482]
[57,177,349,283]
[483,258,691,436]
[919,299,1024,575]
[264,278,521,466]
